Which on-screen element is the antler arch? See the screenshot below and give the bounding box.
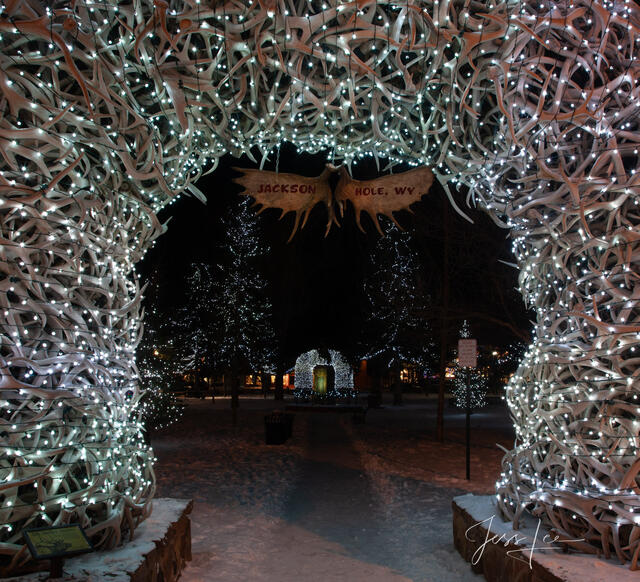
[0,0,639,573]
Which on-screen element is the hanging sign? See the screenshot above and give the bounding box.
[334,165,434,235]
[232,166,335,242]
[233,164,434,240]
[458,339,477,368]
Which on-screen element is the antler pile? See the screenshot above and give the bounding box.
[0,0,639,572]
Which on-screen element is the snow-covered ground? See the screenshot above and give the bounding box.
[152,394,514,581]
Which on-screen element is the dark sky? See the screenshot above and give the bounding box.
[138,144,531,366]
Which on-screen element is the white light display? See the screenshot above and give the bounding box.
[0,0,638,572]
[294,349,354,399]
[452,321,487,410]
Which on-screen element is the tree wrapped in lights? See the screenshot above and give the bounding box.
[0,0,639,572]
[210,198,276,410]
[136,280,184,433]
[451,321,487,410]
[362,221,433,404]
[173,262,218,390]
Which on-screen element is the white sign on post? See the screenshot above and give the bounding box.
[458,339,477,368]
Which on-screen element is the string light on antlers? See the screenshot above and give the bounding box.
[293,349,355,400]
[0,0,639,573]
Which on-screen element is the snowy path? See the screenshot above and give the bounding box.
[152,397,504,581]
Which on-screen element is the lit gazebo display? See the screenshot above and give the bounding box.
[293,349,355,401]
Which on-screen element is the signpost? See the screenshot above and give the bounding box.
[23,524,93,578]
[458,339,477,368]
[458,339,477,481]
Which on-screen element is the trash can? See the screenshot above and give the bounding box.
[264,413,287,445]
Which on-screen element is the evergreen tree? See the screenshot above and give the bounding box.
[362,220,433,404]
[136,276,184,433]
[211,198,276,418]
[452,320,487,409]
[174,262,218,388]
[170,198,275,417]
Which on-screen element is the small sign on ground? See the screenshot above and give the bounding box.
[24,524,93,560]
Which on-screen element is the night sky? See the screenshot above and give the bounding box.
[138,144,531,367]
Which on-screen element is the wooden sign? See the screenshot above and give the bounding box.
[458,339,478,368]
[24,524,93,560]
[233,164,434,240]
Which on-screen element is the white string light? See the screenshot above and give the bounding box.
[294,349,354,400]
[0,0,638,571]
[452,321,488,410]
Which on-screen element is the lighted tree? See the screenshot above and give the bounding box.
[169,262,218,398]
[451,321,487,410]
[362,221,433,405]
[136,277,184,433]
[212,198,276,416]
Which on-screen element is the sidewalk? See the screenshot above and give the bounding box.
[152,397,502,580]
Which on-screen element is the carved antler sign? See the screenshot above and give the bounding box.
[233,165,434,239]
